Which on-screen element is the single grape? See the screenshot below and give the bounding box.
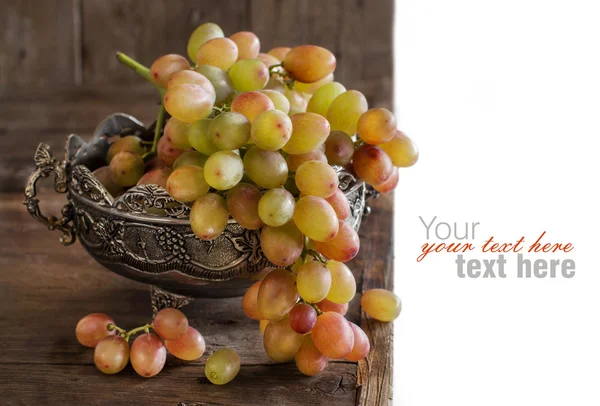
[205,348,241,385]
[378,130,419,167]
[314,220,360,262]
[289,303,318,334]
[286,149,328,173]
[164,84,214,123]
[195,37,239,71]
[166,165,210,202]
[352,144,394,186]
[242,280,263,320]
[93,166,124,197]
[203,151,244,190]
[257,269,299,320]
[324,130,355,166]
[267,46,291,61]
[208,112,251,150]
[295,160,339,198]
[251,109,292,151]
[311,312,354,359]
[316,298,349,316]
[258,188,295,227]
[167,70,216,102]
[164,117,191,149]
[173,150,208,169]
[157,134,185,167]
[357,108,397,145]
[295,335,328,376]
[257,52,280,67]
[187,119,219,156]
[190,193,229,240]
[94,335,129,374]
[260,89,290,114]
[346,322,370,361]
[229,59,269,92]
[150,54,190,88]
[324,188,350,220]
[164,326,206,361]
[130,333,167,378]
[75,313,115,348]
[374,167,399,193]
[259,319,269,335]
[153,308,189,340]
[229,31,260,60]
[187,22,224,61]
[286,88,309,115]
[263,315,304,362]
[243,146,288,189]
[283,45,336,83]
[226,183,263,229]
[106,135,145,163]
[326,261,356,304]
[327,90,369,136]
[109,151,144,187]
[260,222,304,267]
[293,196,339,242]
[306,82,346,117]
[231,91,274,123]
[360,288,402,322]
[296,261,332,303]
[295,73,334,95]
[194,65,235,104]
[283,112,330,155]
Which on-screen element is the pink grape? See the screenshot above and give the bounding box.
[229,31,260,60]
[374,167,399,193]
[260,222,304,267]
[286,149,327,172]
[157,133,185,167]
[94,335,130,374]
[153,308,189,340]
[324,188,350,220]
[352,144,394,186]
[257,269,299,320]
[164,326,206,361]
[346,322,370,361]
[316,299,348,316]
[130,333,167,378]
[289,303,318,334]
[313,220,360,262]
[324,130,355,166]
[242,281,264,320]
[226,182,264,230]
[75,313,115,348]
[311,312,354,359]
[295,335,328,376]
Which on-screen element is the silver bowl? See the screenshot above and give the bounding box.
[24,114,373,311]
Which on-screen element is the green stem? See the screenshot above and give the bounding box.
[107,323,126,336]
[311,303,323,316]
[115,52,166,98]
[124,323,154,342]
[143,104,166,161]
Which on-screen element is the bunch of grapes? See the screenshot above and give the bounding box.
[75,309,240,384]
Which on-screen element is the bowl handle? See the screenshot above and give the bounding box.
[23,143,76,246]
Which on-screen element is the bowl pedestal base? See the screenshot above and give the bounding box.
[150,286,194,315]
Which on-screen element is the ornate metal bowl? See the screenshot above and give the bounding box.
[24,114,372,310]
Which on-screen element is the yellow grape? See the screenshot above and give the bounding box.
[173,150,208,169]
[195,65,234,104]
[295,335,328,376]
[283,45,336,83]
[259,319,269,335]
[243,146,288,189]
[293,196,339,242]
[378,130,419,167]
[260,89,290,114]
[187,119,219,156]
[324,130,355,166]
[296,261,332,303]
[267,46,291,61]
[257,52,280,67]
[357,108,397,145]
[260,222,304,267]
[311,312,354,359]
[203,151,244,190]
[374,167,399,193]
[195,37,238,71]
[106,136,145,163]
[352,144,394,186]
[153,308,188,340]
[164,84,214,123]
[229,59,269,92]
[306,81,346,117]
[324,188,350,220]
[166,165,210,202]
[164,117,191,149]
[150,54,190,88]
[346,322,370,361]
[295,160,339,198]
[231,91,274,123]
[295,73,334,94]
[286,149,327,172]
[263,315,303,362]
[130,333,167,378]
[109,151,144,187]
[229,31,261,60]
[285,88,309,115]
[164,326,206,361]
[314,220,360,262]
[94,336,129,374]
[360,288,402,322]
[75,313,115,348]
[205,348,240,385]
[283,112,330,154]
[325,261,356,304]
[190,193,229,240]
[226,182,264,229]
[327,90,368,136]
[257,269,299,320]
[157,135,185,167]
[94,166,124,197]
[187,22,224,60]
[167,70,216,101]
[251,109,292,151]
[258,188,295,227]
[208,112,251,150]
[242,280,263,320]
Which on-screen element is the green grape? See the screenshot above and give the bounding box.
[283,45,336,83]
[188,119,219,155]
[293,196,339,242]
[243,146,288,189]
[296,261,332,303]
[352,144,394,186]
[257,52,280,67]
[257,269,299,321]
[307,82,346,117]
[164,117,191,149]
[231,91,274,123]
[265,77,286,94]
[137,166,172,188]
[295,160,339,198]
[286,149,327,172]
[106,135,145,163]
[316,298,348,316]
[295,335,328,376]
[267,46,291,61]
[190,193,229,240]
[378,130,419,167]
[311,312,354,359]
[208,112,251,150]
[314,220,360,262]
[226,183,263,229]
[229,31,260,60]
[150,54,190,88]
[260,89,290,114]
[153,308,189,340]
[94,336,129,374]
[327,90,368,136]
[289,303,317,334]
[242,280,263,320]
[205,348,240,385]
[157,135,185,167]
[295,73,334,95]
[325,261,356,304]
[173,150,208,169]
[260,222,304,267]
[324,188,350,220]
[346,322,370,361]
[187,22,224,61]
[203,151,244,190]
[357,108,397,145]
[283,112,330,155]
[93,166,124,197]
[164,84,214,123]
[263,315,303,362]
[109,151,144,187]
[166,165,210,202]
[130,333,167,378]
[360,289,402,322]
[251,109,292,151]
[167,70,216,101]
[258,188,295,227]
[194,65,234,104]
[164,326,205,361]
[229,59,269,92]
[374,167,399,193]
[195,37,239,71]
[285,88,309,115]
[324,130,355,166]
[75,313,115,348]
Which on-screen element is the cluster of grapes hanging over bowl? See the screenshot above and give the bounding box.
[100,22,415,376]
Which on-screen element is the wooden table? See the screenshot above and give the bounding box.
[0,188,394,405]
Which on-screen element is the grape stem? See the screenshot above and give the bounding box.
[306,249,328,264]
[107,323,154,341]
[142,103,166,161]
[298,298,324,316]
[115,52,166,98]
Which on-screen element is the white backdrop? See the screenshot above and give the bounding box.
[392,0,600,404]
